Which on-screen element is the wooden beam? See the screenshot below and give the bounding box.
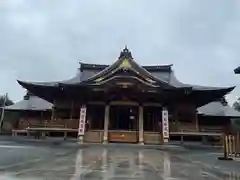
[110,101,139,106]
[87,101,105,105]
[143,103,162,107]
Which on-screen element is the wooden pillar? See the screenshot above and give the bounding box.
[66,100,74,128]
[70,100,74,120]
[40,111,44,126]
[78,104,87,144]
[195,111,199,131]
[51,99,56,122]
[103,105,110,144]
[138,106,144,145]
[162,107,169,143]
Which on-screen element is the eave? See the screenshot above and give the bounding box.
[17,80,90,103]
[17,80,60,103]
[189,86,235,107]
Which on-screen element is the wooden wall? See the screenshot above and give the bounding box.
[144,132,162,144]
[84,131,104,143]
[171,102,198,132]
[16,118,79,130]
[18,118,42,129]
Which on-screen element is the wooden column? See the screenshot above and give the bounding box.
[51,99,55,122]
[67,100,74,129]
[103,105,110,144]
[195,111,199,131]
[70,100,74,120]
[40,111,44,126]
[138,106,144,144]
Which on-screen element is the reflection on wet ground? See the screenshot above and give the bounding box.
[0,143,239,180]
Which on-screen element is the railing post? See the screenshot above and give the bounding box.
[218,133,233,160]
[232,135,236,157]
[236,132,240,157]
[228,135,232,156]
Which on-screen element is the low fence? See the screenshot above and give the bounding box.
[219,133,240,160]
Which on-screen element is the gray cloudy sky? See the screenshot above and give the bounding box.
[0,0,240,104]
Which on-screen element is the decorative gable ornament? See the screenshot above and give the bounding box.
[119,59,132,69]
[119,46,133,60]
[95,77,104,82]
[90,46,159,86]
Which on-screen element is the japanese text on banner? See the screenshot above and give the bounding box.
[78,106,86,136]
[162,110,169,139]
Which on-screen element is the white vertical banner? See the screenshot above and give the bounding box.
[162,108,169,141]
[78,105,87,136]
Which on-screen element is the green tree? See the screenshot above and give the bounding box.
[0,94,15,132]
[0,94,13,107]
[232,97,240,132]
[233,97,240,112]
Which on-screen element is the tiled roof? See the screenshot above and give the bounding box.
[198,101,240,117]
[5,95,52,111]
[18,63,234,91]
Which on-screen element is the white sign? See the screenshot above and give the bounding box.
[162,109,169,139]
[78,105,87,136]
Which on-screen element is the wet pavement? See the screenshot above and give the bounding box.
[0,141,239,180]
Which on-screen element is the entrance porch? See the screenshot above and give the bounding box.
[82,102,165,145]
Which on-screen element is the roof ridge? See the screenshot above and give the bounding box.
[79,62,173,67]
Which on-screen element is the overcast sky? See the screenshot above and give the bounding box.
[0,0,240,105]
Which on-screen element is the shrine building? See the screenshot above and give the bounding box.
[9,47,235,144]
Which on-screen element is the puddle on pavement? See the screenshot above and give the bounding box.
[0,147,239,180]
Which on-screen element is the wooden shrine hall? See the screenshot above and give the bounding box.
[8,47,235,144]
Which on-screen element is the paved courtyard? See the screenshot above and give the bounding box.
[0,140,239,180]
